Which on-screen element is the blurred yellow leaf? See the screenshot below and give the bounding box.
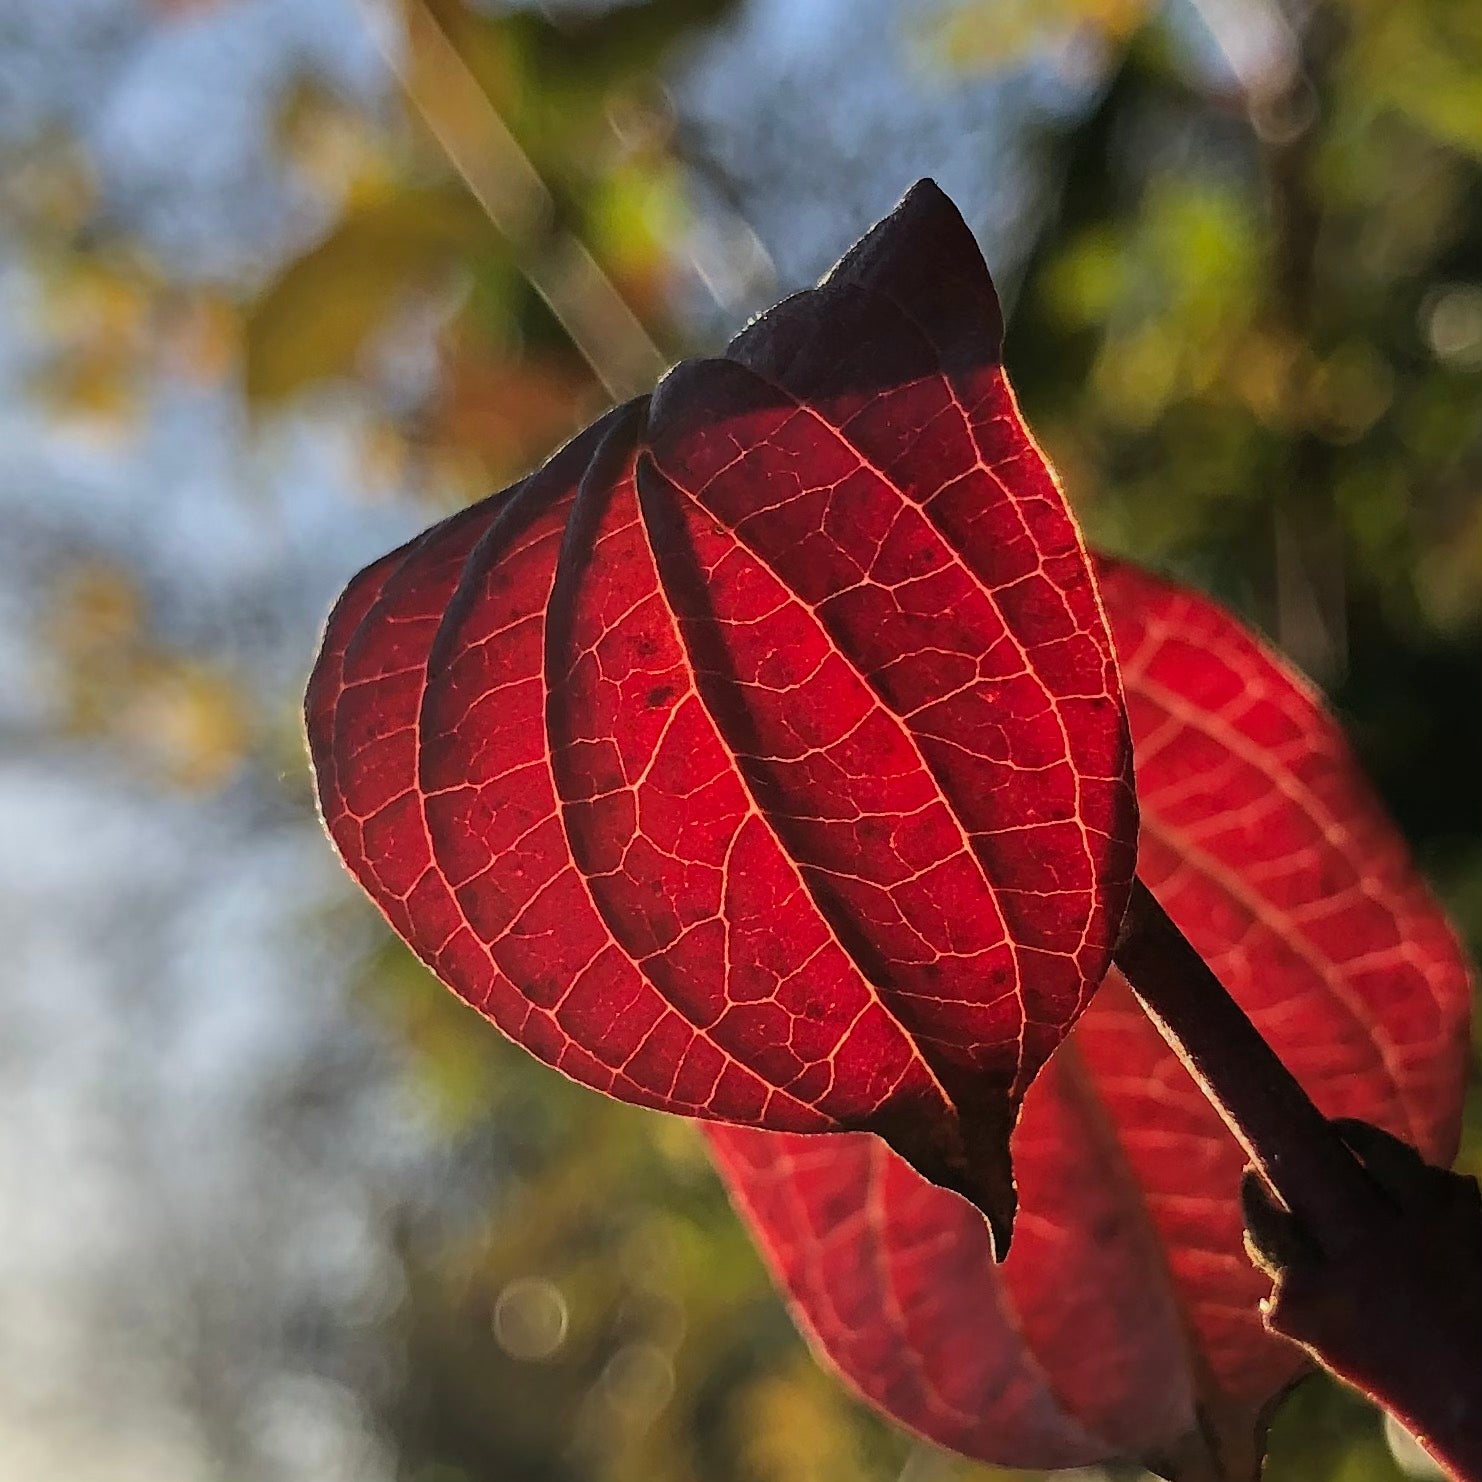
[1092,322,1179,427]
[32,258,158,436]
[1043,225,1125,328]
[50,564,144,659]
[244,189,493,402]
[162,292,241,384]
[46,562,251,790]
[929,0,1152,70]
[275,80,401,202]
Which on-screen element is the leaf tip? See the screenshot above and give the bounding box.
[886,1107,1019,1261]
[934,1161,1017,1261]
[894,175,955,214]
[963,1131,1019,1263]
[824,177,1005,364]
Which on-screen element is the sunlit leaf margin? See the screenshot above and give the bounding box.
[306,181,1138,1252]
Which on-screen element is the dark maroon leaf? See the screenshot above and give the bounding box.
[305,181,1138,1250]
[707,557,1472,1478]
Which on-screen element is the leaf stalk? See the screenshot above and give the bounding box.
[1113,876,1482,1481]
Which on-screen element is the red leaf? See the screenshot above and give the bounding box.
[305,181,1137,1249]
[706,557,1471,1478]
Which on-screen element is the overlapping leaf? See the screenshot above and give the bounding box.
[306,181,1138,1249]
[707,558,1472,1479]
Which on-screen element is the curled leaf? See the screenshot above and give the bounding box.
[306,181,1138,1250]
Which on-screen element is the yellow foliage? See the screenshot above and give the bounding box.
[584,158,686,323]
[1227,328,1306,430]
[46,563,251,790]
[243,189,493,403]
[32,259,157,437]
[275,80,402,202]
[929,0,1152,70]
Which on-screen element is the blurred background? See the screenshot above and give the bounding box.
[1,0,1478,1478]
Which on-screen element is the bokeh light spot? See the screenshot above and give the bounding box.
[492,1277,569,1362]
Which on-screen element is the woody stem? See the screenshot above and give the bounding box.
[1111,875,1385,1251]
[1112,876,1482,1481]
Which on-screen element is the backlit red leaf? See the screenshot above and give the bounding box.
[305,181,1137,1248]
[706,558,1472,1478]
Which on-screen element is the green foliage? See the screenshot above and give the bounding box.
[1263,1374,1413,1482]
